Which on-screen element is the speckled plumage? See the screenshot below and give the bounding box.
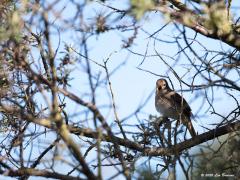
[155,79,196,137]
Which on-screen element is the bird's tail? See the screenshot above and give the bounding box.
[187,120,196,138]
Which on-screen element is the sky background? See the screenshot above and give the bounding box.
[59,1,237,179]
[1,0,239,179]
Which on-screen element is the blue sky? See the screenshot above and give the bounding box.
[1,0,239,179]
[56,2,238,179]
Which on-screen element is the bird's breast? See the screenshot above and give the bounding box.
[155,95,178,119]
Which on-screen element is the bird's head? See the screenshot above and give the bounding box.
[156,79,169,93]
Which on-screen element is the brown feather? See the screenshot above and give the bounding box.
[155,79,196,137]
[170,91,192,118]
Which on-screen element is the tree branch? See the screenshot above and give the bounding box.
[5,168,83,180]
[154,4,240,50]
[69,121,240,156]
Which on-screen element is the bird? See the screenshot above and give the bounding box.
[155,78,196,138]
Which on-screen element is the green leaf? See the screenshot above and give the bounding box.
[130,0,154,20]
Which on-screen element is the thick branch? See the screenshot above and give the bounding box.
[154,5,240,50]
[59,88,131,179]
[147,121,240,156]
[2,103,240,157]
[70,121,240,156]
[5,168,83,180]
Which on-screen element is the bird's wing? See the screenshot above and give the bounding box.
[170,91,192,118]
